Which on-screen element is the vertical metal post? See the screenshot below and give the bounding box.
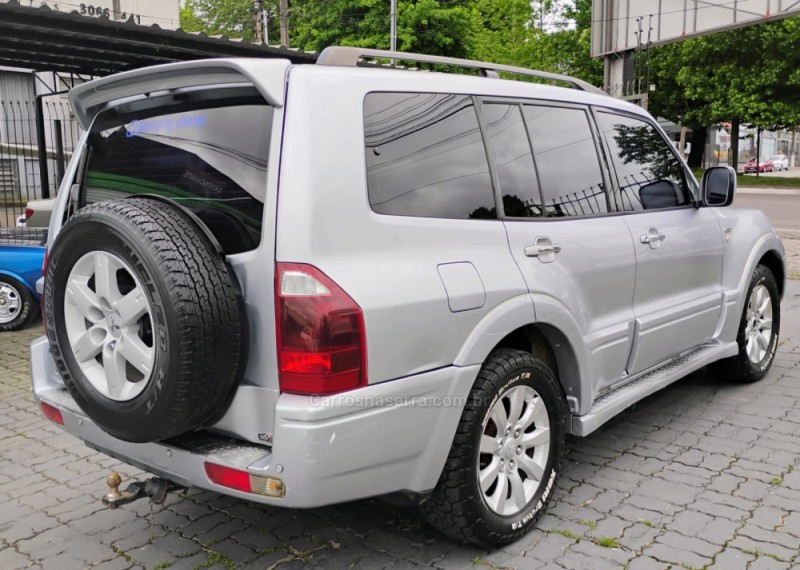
[279,0,289,47]
[253,0,263,44]
[390,0,397,52]
[34,95,50,200]
[54,120,65,187]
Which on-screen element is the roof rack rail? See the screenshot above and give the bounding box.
[316,46,605,95]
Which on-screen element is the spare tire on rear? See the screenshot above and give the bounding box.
[44,198,243,443]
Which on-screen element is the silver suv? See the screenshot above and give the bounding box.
[31,47,784,547]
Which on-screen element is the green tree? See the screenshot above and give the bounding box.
[648,16,800,168]
[180,0,259,41]
[289,0,475,58]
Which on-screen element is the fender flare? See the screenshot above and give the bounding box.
[454,293,591,415]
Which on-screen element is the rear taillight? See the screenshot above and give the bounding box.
[41,248,48,330]
[24,207,33,220]
[40,402,64,425]
[275,263,366,395]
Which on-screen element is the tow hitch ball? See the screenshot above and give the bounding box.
[102,472,181,509]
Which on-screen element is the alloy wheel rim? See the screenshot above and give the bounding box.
[744,284,773,364]
[64,251,155,401]
[0,282,21,324]
[478,385,551,516]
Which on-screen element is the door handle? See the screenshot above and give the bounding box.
[525,238,561,263]
[640,228,666,249]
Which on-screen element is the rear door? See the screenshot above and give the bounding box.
[594,110,723,374]
[483,100,637,397]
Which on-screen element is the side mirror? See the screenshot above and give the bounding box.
[701,166,736,207]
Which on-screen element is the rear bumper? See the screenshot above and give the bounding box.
[30,336,478,508]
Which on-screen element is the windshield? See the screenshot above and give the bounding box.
[771,156,783,161]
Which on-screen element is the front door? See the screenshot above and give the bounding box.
[594,110,724,374]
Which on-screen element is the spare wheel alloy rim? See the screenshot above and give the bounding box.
[0,281,21,324]
[64,251,155,401]
[478,385,551,516]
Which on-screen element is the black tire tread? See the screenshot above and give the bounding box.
[421,348,566,547]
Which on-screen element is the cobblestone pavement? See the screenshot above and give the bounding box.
[2,290,800,570]
[782,237,800,279]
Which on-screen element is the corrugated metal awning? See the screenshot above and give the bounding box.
[0,1,317,77]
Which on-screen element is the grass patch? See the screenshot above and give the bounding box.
[742,547,787,562]
[153,563,173,570]
[771,476,783,486]
[470,556,512,570]
[691,167,800,187]
[194,551,236,570]
[550,529,582,541]
[737,174,800,187]
[579,519,597,530]
[638,519,661,529]
[594,537,620,548]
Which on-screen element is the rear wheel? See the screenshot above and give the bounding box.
[709,264,780,383]
[421,349,566,547]
[0,276,36,332]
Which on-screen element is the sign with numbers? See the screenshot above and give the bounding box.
[1,0,180,30]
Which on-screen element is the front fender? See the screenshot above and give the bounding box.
[714,208,785,343]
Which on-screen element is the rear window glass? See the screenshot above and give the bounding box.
[85,102,272,254]
[364,92,496,220]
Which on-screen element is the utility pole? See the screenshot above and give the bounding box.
[390,0,397,52]
[279,0,289,47]
[253,0,263,44]
[262,9,270,45]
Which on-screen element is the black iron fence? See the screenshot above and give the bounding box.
[0,98,82,231]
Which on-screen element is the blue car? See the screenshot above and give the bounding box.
[0,243,46,331]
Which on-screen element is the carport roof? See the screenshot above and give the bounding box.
[0,0,318,77]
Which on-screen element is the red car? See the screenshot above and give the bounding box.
[743,157,773,173]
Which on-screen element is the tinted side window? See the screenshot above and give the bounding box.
[596,112,690,211]
[364,93,496,220]
[523,105,608,217]
[86,103,272,254]
[483,103,542,218]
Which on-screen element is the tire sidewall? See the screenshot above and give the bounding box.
[739,267,780,378]
[46,213,180,439]
[0,276,35,332]
[469,358,565,539]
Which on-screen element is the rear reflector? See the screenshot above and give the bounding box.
[203,462,285,498]
[40,402,63,425]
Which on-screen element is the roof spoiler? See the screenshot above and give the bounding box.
[68,58,291,129]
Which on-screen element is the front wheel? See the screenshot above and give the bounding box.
[709,264,780,383]
[420,349,566,547]
[0,276,36,332]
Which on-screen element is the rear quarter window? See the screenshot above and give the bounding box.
[84,101,272,254]
[363,92,496,220]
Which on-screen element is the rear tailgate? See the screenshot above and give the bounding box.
[45,59,292,445]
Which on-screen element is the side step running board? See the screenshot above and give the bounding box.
[572,343,737,437]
